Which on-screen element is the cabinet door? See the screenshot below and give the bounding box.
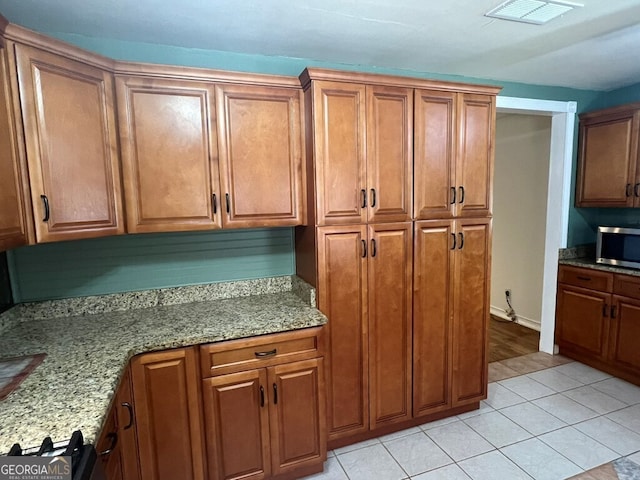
[452,218,491,406]
[316,225,368,440]
[203,369,270,480]
[556,285,609,360]
[609,296,640,373]
[312,81,366,225]
[413,220,453,416]
[414,90,456,220]
[216,84,303,228]
[0,44,32,251]
[455,94,494,217]
[15,44,124,242]
[368,223,412,428]
[131,347,206,480]
[576,110,639,207]
[116,77,221,233]
[116,368,141,480]
[268,358,326,477]
[366,86,413,223]
[97,404,124,480]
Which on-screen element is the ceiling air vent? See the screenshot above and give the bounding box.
[485,0,583,25]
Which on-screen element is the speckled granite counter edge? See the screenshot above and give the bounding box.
[558,244,596,260]
[0,275,319,327]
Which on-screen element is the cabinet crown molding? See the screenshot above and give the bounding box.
[299,67,502,95]
[579,102,640,121]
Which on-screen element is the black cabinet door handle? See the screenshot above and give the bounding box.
[361,189,367,209]
[225,193,230,213]
[99,432,118,456]
[370,188,376,208]
[635,183,640,197]
[273,383,278,405]
[212,193,217,214]
[371,238,377,257]
[459,186,465,204]
[260,386,265,407]
[458,232,464,249]
[121,402,134,430]
[254,349,277,358]
[451,233,457,250]
[627,184,633,197]
[450,186,456,205]
[611,305,617,318]
[603,304,608,317]
[577,276,591,281]
[41,195,50,222]
[361,239,367,258]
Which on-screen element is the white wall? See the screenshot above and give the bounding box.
[491,113,552,330]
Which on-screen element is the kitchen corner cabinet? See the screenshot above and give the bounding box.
[556,265,640,385]
[414,91,495,220]
[201,328,326,480]
[14,43,125,243]
[0,42,31,251]
[413,218,491,415]
[316,223,412,440]
[310,81,413,226]
[131,347,207,480]
[576,104,640,207]
[216,84,304,228]
[116,76,221,233]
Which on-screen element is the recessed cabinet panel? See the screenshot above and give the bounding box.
[316,226,368,440]
[452,218,490,406]
[610,297,640,374]
[313,82,366,225]
[15,44,124,242]
[456,95,494,217]
[0,44,31,251]
[413,221,453,416]
[368,223,412,428]
[366,86,413,223]
[116,77,221,233]
[217,84,303,227]
[414,90,456,220]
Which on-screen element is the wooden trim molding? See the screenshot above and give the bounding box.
[300,68,502,95]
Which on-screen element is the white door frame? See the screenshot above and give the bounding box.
[495,96,577,354]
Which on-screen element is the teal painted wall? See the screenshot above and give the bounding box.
[8,229,294,302]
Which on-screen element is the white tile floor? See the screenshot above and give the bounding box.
[302,360,640,480]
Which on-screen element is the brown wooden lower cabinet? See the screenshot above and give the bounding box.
[556,265,640,385]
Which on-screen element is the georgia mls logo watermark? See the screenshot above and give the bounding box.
[0,456,71,480]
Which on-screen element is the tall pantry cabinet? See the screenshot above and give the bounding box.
[296,68,499,447]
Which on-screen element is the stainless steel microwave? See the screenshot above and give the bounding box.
[597,226,640,269]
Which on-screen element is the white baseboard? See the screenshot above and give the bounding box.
[490,306,541,332]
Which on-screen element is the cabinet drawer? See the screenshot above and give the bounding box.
[558,265,613,291]
[201,327,323,377]
[614,275,640,300]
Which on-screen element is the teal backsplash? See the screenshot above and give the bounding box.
[8,228,295,302]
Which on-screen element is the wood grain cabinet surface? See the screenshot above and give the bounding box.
[216,84,304,228]
[116,76,221,233]
[576,105,640,207]
[0,43,31,251]
[14,44,125,243]
[310,81,413,225]
[556,265,640,385]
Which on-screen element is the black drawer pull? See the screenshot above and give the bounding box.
[361,239,367,258]
[576,276,591,281]
[255,349,277,358]
[212,193,217,214]
[611,305,617,318]
[99,432,118,456]
[121,402,134,430]
[370,188,376,208]
[361,189,367,209]
[225,193,230,213]
[371,238,377,257]
[451,233,456,250]
[273,383,278,405]
[459,186,465,204]
[260,386,265,407]
[450,186,456,204]
[41,195,50,222]
[458,232,464,250]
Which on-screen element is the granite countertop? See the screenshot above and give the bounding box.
[0,288,326,454]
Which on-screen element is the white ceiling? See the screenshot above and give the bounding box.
[0,0,639,91]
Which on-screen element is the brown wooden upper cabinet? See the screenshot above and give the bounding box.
[116,76,221,233]
[576,104,640,207]
[14,44,124,243]
[414,91,495,219]
[309,80,413,225]
[216,84,304,228]
[0,42,32,251]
